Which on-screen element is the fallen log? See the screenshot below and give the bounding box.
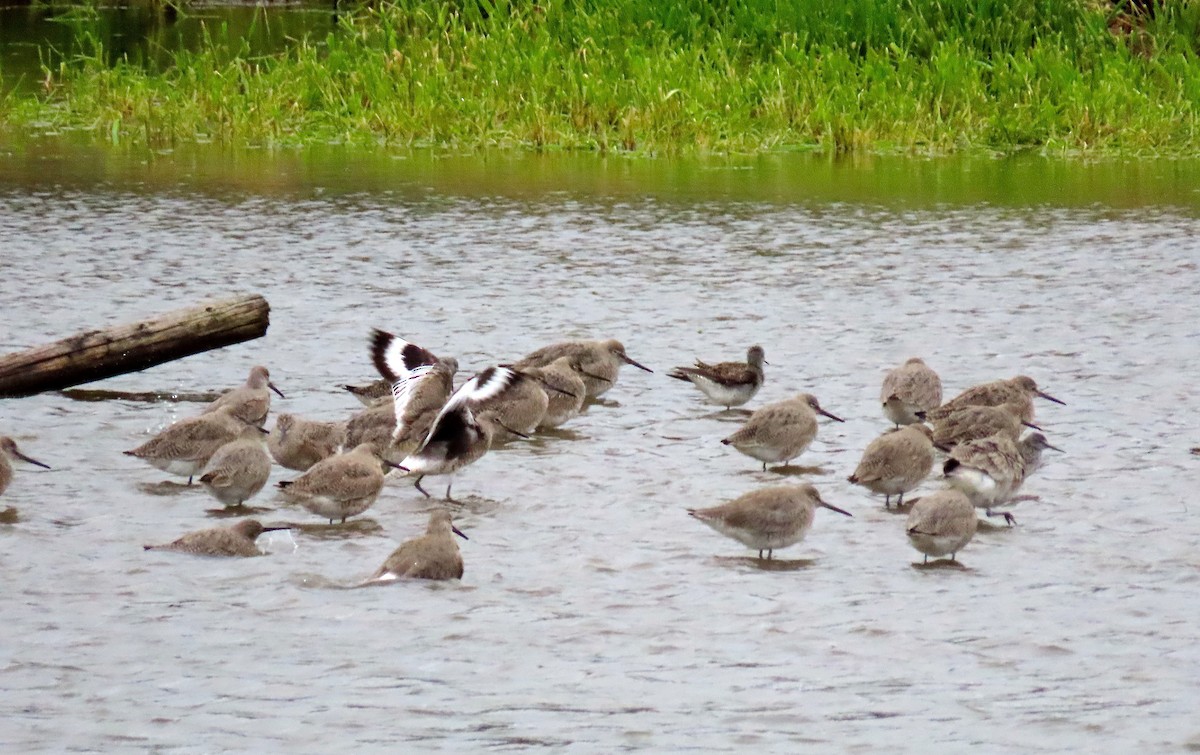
[0,295,270,398]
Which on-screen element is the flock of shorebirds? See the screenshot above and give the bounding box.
[0,332,1065,581]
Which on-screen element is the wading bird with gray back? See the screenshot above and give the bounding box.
[143,518,290,557]
[364,509,468,583]
[880,357,942,427]
[721,393,844,471]
[204,365,285,427]
[0,436,50,497]
[513,338,652,399]
[688,483,851,560]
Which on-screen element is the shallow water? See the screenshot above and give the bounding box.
[1,150,1199,751]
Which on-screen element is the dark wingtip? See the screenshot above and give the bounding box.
[370,328,398,383]
[199,473,215,484]
[914,410,927,421]
[720,438,731,445]
[943,458,961,474]
[142,545,153,551]
[846,474,858,484]
[277,480,293,489]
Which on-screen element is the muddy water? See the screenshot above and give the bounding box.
[1,152,1198,751]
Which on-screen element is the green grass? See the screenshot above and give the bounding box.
[3,0,1200,155]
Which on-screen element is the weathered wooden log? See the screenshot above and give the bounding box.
[0,295,270,398]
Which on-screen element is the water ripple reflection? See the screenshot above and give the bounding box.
[0,188,1197,750]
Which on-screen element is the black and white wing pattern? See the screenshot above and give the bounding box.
[415,366,520,455]
[370,329,442,437]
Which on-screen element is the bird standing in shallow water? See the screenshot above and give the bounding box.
[198,425,273,508]
[124,405,251,484]
[143,519,290,557]
[721,393,844,471]
[688,484,851,560]
[473,370,549,439]
[513,338,652,399]
[369,329,459,457]
[278,442,398,523]
[880,357,942,427]
[931,400,1038,451]
[341,377,392,407]
[365,509,467,582]
[395,366,528,500]
[848,424,938,508]
[268,413,345,471]
[943,431,1060,524]
[0,436,50,497]
[905,489,977,564]
[523,357,587,429]
[203,365,285,427]
[928,375,1064,423]
[668,345,766,409]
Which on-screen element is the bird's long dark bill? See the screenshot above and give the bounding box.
[262,526,292,533]
[256,426,270,434]
[451,525,469,540]
[1044,441,1065,452]
[1036,390,1065,405]
[819,408,846,423]
[621,354,654,373]
[1021,420,1043,430]
[498,422,531,439]
[821,501,853,517]
[579,369,612,384]
[269,382,286,399]
[385,461,410,471]
[15,452,50,470]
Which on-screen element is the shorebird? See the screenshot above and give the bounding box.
[344,400,396,453]
[668,345,766,409]
[880,357,942,426]
[473,371,549,438]
[397,366,528,500]
[905,489,978,564]
[513,339,652,398]
[124,405,252,484]
[341,378,392,406]
[143,519,290,557]
[928,375,1064,423]
[199,425,273,508]
[370,329,459,454]
[277,442,398,523]
[203,365,284,427]
[942,430,1060,524]
[524,357,587,429]
[0,436,50,496]
[721,393,844,471]
[268,413,345,471]
[364,509,468,582]
[1017,431,1062,477]
[848,424,937,508]
[931,400,1038,450]
[688,483,851,560]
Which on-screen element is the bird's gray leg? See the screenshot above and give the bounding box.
[413,475,431,498]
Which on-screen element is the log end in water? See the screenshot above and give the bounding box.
[0,295,270,398]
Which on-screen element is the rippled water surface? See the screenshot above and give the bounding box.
[1,152,1198,751]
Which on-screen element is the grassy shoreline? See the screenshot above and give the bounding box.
[2,0,1199,156]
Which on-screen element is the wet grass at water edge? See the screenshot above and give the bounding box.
[2,0,1200,155]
